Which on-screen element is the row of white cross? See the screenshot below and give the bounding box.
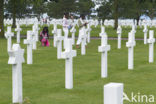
[4,22,91,103]
[53,22,92,56]
[101,24,155,104]
[53,22,92,89]
[4,22,155,104]
[3,18,98,29]
[101,19,156,27]
[126,25,155,69]
[100,24,155,71]
[5,23,39,103]
[5,18,156,28]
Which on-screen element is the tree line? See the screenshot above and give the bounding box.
[97,0,156,28]
[0,0,94,37]
[0,0,156,37]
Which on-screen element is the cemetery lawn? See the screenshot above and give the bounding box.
[0,38,156,104]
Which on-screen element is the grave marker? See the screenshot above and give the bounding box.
[61,39,77,89]
[147,30,155,63]
[104,83,123,104]
[52,23,57,47]
[15,24,22,43]
[8,44,25,104]
[117,25,122,49]
[98,34,110,78]
[70,24,76,45]
[24,31,33,64]
[86,23,91,43]
[81,28,87,55]
[56,29,64,59]
[126,32,136,70]
[100,26,107,37]
[32,25,37,50]
[5,26,14,51]
[143,25,148,44]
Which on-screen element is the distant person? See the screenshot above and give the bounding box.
[62,13,72,38]
[62,13,73,49]
[76,14,88,48]
[40,27,50,47]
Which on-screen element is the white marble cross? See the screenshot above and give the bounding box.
[100,26,107,37]
[5,26,14,51]
[143,24,148,44]
[81,28,87,55]
[32,25,37,50]
[86,23,92,43]
[98,34,110,78]
[117,25,122,49]
[61,39,77,89]
[126,32,136,70]
[147,30,155,63]
[104,83,123,104]
[24,31,33,64]
[35,23,40,42]
[63,30,69,49]
[95,20,99,27]
[56,29,64,59]
[31,23,39,42]
[52,23,57,47]
[40,20,43,27]
[131,24,136,34]
[15,24,22,44]
[70,24,76,45]
[8,44,25,104]
[100,20,103,26]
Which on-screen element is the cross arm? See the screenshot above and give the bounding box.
[98,45,110,52]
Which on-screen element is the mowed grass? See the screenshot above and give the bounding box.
[0,34,156,104]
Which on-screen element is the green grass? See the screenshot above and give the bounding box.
[0,36,156,104]
[5,25,156,38]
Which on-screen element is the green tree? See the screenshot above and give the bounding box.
[0,0,4,37]
[97,1,112,20]
[5,0,17,28]
[12,0,16,28]
[76,0,94,16]
[96,0,119,29]
[32,0,47,19]
[114,0,118,29]
[47,0,76,18]
[5,0,31,27]
[119,0,147,25]
[97,0,148,27]
[146,0,156,20]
